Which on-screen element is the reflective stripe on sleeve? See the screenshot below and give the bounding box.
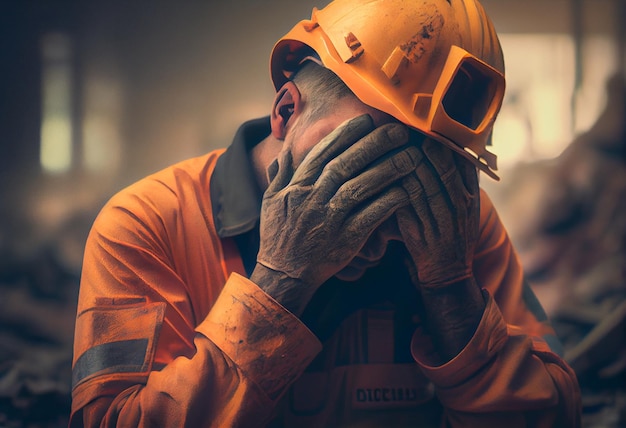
[72,300,165,389]
[72,338,150,387]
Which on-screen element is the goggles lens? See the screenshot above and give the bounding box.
[442,59,499,131]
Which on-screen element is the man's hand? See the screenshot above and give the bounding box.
[251,115,419,316]
[396,136,485,362]
[396,136,480,287]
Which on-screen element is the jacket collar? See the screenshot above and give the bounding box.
[210,117,270,238]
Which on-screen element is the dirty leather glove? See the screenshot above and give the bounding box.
[251,115,420,316]
[396,135,485,361]
[396,136,480,287]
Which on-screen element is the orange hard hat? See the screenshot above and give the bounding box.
[270,0,506,179]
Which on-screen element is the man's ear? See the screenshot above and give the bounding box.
[270,81,302,140]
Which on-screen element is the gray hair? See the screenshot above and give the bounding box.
[292,61,356,124]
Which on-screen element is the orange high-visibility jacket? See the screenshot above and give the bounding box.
[71,119,581,427]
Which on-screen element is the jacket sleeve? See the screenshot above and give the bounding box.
[410,189,582,427]
[71,192,322,427]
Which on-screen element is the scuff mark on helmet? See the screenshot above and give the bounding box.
[400,11,444,63]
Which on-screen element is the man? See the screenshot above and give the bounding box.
[71,0,581,426]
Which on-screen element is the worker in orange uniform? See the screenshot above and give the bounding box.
[71,0,582,426]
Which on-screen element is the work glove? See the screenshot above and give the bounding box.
[253,115,420,316]
[395,135,486,361]
[396,135,480,289]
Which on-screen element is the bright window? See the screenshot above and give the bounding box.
[40,32,74,173]
[491,34,618,171]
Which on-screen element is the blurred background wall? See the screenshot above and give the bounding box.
[0,1,624,426]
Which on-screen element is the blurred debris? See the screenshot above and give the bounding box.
[0,197,98,427]
[566,301,626,378]
[486,74,626,427]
